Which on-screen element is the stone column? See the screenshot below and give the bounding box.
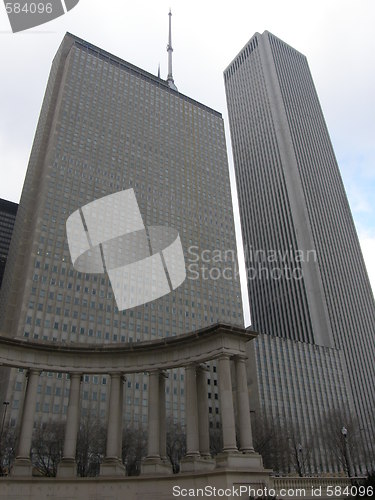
[235,356,255,452]
[159,371,167,461]
[185,364,200,457]
[147,370,160,459]
[141,370,172,474]
[12,369,41,476]
[117,375,125,460]
[217,355,237,453]
[57,373,82,477]
[100,373,125,475]
[180,365,216,472]
[196,365,210,458]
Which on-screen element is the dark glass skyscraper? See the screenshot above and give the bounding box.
[0,33,242,430]
[225,31,375,472]
[0,198,18,288]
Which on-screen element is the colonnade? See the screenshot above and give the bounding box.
[10,355,257,476]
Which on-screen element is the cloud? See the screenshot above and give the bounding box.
[359,236,375,296]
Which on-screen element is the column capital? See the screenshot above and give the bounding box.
[234,355,248,363]
[217,353,232,362]
[148,368,161,375]
[69,372,83,382]
[216,353,233,361]
[184,363,198,372]
[26,368,42,378]
[109,372,126,382]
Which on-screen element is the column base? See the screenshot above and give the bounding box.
[100,458,126,476]
[141,457,173,475]
[215,451,264,470]
[180,455,216,472]
[57,458,77,477]
[11,457,33,476]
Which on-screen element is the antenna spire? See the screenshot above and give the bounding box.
[167,9,177,91]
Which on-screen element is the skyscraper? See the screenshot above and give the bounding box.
[0,31,242,430]
[0,198,18,289]
[224,31,375,472]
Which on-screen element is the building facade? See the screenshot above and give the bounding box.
[0,199,18,289]
[0,33,243,430]
[224,31,375,472]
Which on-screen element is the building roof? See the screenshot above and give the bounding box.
[65,32,223,119]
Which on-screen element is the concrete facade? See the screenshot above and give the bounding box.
[0,33,243,430]
[224,31,375,472]
[0,470,272,500]
[0,324,269,487]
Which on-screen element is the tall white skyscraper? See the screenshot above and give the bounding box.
[225,31,375,473]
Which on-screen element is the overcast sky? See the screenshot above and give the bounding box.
[0,0,374,324]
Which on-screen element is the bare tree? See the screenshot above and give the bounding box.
[166,418,186,473]
[31,421,64,476]
[251,415,315,475]
[209,425,222,457]
[121,425,148,476]
[76,416,106,477]
[252,415,275,460]
[252,415,291,473]
[0,425,16,476]
[321,410,360,477]
[286,426,314,477]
